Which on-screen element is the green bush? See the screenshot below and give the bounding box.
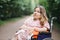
[0,0,32,20]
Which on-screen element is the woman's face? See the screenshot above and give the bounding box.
[34,8,40,13]
[33,12,41,19]
[33,7,41,19]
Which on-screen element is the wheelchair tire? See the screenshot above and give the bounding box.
[43,38,53,40]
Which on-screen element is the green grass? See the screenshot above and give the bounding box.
[0,16,24,26]
[0,20,4,25]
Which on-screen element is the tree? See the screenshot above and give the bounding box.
[47,0,60,23]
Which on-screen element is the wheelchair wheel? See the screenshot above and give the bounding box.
[31,38,37,40]
[43,38,53,40]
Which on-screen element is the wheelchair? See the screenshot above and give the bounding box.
[31,17,57,40]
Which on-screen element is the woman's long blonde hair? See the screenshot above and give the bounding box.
[34,5,48,26]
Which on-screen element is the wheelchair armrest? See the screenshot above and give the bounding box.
[39,32,51,35]
[39,29,51,35]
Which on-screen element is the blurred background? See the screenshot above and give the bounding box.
[0,0,60,40]
[0,0,60,24]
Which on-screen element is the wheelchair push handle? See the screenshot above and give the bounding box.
[50,17,57,32]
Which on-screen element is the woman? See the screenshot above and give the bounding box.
[13,5,50,40]
[31,6,50,40]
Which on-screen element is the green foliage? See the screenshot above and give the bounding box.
[47,0,60,23]
[1,0,60,24]
[0,0,32,20]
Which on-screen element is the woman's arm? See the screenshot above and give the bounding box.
[34,21,50,32]
[34,27,47,32]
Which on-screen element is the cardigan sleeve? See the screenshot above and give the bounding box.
[44,21,50,29]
